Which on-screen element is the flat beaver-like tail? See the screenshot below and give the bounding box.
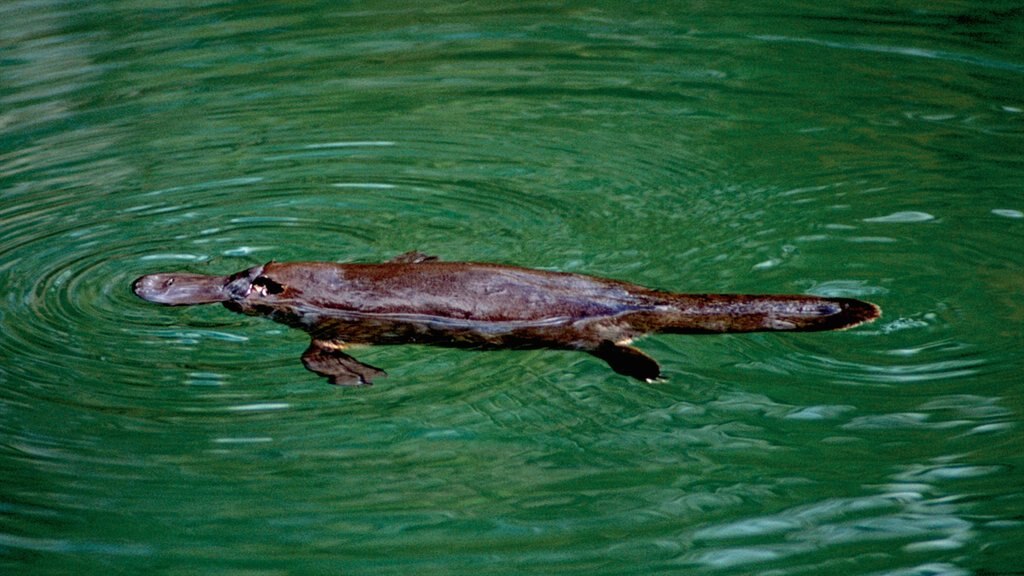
[647,294,880,334]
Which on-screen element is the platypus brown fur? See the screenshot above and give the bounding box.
[132,251,880,386]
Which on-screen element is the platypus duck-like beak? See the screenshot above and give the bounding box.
[132,273,233,305]
[133,264,267,306]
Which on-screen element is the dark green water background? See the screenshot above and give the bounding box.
[2,2,1022,574]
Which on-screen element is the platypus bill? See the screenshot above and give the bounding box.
[132,251,880,386]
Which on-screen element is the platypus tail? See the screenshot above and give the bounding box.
[649,294,881,334]
[587,294,879,383]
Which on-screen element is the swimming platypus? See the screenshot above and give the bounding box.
[132,251,880,386]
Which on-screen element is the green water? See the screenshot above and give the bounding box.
[2,2,1022,574]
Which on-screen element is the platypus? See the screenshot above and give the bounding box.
[132,251,880,386]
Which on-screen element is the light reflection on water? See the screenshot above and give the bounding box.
[2,1,1023,574]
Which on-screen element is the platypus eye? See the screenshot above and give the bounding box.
[252,276,285,296]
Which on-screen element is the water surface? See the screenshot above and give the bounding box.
[2,2,1022,575]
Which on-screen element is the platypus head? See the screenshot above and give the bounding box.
[132,263,282,306]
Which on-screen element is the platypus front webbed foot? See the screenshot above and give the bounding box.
[301,340,386,386]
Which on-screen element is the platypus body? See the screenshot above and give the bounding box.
[132,252,880,386]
